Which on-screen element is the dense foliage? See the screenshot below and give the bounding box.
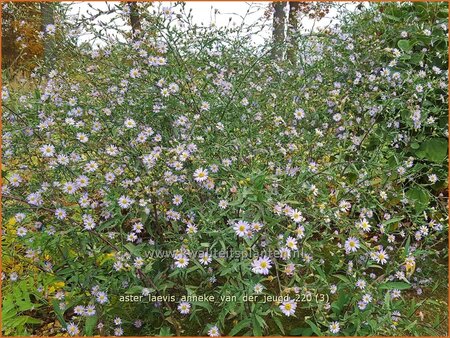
[2,2,448,336]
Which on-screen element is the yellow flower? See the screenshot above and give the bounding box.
[54,281,65,288]
[97,252,115,266]
[5,217,17,236]
[405,260,416,278]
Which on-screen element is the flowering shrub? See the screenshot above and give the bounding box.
[2,2,448,336]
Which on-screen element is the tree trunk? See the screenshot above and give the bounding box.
[287,2,300,64]
[128,2,141,38]
[40,3,55,65]
[271,2,287,60]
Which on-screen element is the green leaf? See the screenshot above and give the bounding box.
[398,39,412,52]
[143,262,153,273]
[158,326,173,336]
[290,328,304,336]
[229,195,244,206]
[332,292,350,315]
[333,274,350,284]
[24,316,43,325]
[425,138,447,163]
[6,316,29,330]
[414,138,448,163]
[313,264,327,281]
[410,53,424,64]
[302,328,314,336]
[404,236,411,257]
[124,243,141,256]
[125,286,144,294]
[368,319,378,333]
[305,319,322,335]
[85,315,98,336]
[290,327,313,336]
[273,316,285,335]
[2,294,15,314]
[217,303,232,327]
[228,318,251,336]
[383,14,400,22]
[52,299,66,327]
[382,216,404,226]
[192,301,212,313]
[406,186,430,212]
[378,282,411,290]
[252,316,263,336]
[383,290,391,311]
